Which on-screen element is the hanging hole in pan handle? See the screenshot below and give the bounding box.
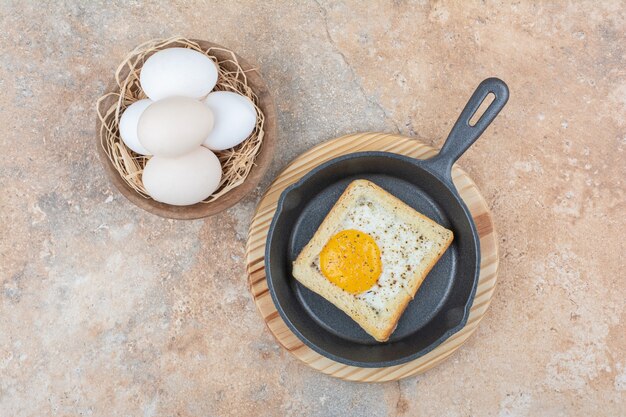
[427,78,509,178]
[468,92,496,127]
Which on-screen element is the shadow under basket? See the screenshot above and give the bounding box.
[96,38,277,220]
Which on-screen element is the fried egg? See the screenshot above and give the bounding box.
[315,196,435,310]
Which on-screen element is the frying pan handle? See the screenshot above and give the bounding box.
[426,78,509,180]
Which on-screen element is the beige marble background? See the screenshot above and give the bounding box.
[1,1,625,416]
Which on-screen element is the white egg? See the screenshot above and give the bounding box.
[118,99,152,155]
[142,147,222,206]
[140,47,218,100]
[138,97,214,157]
[202,91,257,151]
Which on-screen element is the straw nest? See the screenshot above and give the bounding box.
[96,37,265,203]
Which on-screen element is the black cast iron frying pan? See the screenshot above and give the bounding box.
[266,78,509,367]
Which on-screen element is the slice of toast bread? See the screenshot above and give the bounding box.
[292,179,454,342]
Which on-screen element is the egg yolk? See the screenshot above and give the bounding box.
[319,229,382,294]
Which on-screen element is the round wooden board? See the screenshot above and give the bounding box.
[246,132,498,382]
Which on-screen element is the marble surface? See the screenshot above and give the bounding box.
[1,1,624,416]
